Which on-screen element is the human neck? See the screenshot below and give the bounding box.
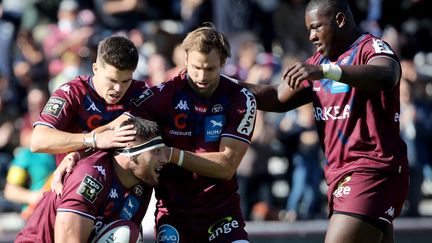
[113,157,140,189]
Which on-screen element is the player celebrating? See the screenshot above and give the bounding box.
[16,117,167,243]
[30,35,147,165]
[245,1,409,243]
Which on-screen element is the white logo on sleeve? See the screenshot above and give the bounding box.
[237,88,256,136]
[385,206,395,218]
[372,39,394,55]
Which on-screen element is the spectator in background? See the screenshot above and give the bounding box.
[4,85,56,220]
[237,110,279,221]
[278,103,323,222]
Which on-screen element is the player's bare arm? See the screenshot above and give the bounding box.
[337,57,401,91]
[283,57,400,92]
[167,137,248,180]
[55,212,93,243]
[243,81,311,113]
[31,122,136,154]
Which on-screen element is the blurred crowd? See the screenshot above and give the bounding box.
[1,0,432,224]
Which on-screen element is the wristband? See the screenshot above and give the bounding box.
[322,64,342,81]
[178,150,184,167]
[83,132,96,148]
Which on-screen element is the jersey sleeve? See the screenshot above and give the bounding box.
[361,37,399,64]
[34,82,81,130]
[221,87,257,144]
[127,81,173,121]
[57,159,111,221]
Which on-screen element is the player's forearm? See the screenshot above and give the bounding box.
[30,126,91,154]
[4,184,35,204]
[168,148,242,180]
[339,61,400,91]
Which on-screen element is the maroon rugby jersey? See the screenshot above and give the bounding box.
[130,72,257,221]
[34,76,148,165]
[304,33,409,184]
[15,150,152,243]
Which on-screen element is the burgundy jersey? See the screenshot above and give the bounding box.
[304,33,408,184]
[15,150,153,243]
[129,72,257,221]
[34,75,148,165]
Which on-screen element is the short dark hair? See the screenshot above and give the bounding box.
[306,0,353,20]
[120,117,160,144]
[97,35,138,71]
[182,22,231,63]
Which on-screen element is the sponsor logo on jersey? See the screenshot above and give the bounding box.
[87,114,103,130]
[131,89,154,107]
[106,104,124,111]
[175,100,189,111]
[77,174,103,203]
[205,115,224,142]
[208,216,239,241]
[333,176,351,198]
[372,38,394,55]
[120,195,140,220]
[42,97,66,118]
[313,104,350,121]
[168,129,192,136]
[237,88,256,136]
[157,224,179,243]
[194,105,208,113]
[330,81,350,94]
[211,104,223,113]
[174,113,187,129]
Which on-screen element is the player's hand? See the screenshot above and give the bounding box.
[282,62,323,89]
[51,152,80,195]
[95,124,136,149]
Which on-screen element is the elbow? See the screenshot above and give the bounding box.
[219,166,237,180]
[30,138,42,152]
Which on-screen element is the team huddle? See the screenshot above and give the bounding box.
[15,1,409,243]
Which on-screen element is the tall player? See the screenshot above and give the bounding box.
[30,35,146,165]
[16,117,167,243]
[245,1,408,243]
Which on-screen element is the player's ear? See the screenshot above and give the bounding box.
[335,12,346,28]
[92,62,98,74]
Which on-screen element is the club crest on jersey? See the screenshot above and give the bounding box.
[133,185,143,197]
[77,175,103,203]
[205,115,224,142]
[42,97,66,118]
[131,89,154,107]
[211,104,223,113]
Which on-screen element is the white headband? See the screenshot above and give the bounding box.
[117,136,165,156]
